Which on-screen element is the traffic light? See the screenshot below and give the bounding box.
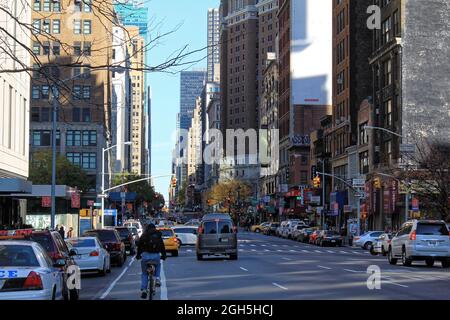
[313,176,321,188]
[373,177,381,189]
[171,177,177,188]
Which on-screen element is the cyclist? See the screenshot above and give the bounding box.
[136,223,166,299]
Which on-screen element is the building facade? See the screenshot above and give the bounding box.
[0,0,32,227]
[207,8,221,83]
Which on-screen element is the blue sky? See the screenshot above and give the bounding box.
[146,0,219,202]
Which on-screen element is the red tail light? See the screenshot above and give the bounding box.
[410,230,416,241]
[23,271,43,290]
[90,250,99,257]
[198,227,204,234]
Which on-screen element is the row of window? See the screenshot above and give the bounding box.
[67,152,97,169]
[32,41,91,57]
[32,85,91,100]
[33,0,93,12]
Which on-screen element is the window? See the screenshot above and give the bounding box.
[83,20,91,34]
[43,0,51,12]
[74,42,82,56]
[52,20,60,34]
[384,100,392,127]
[32,19,41,33]
[336,39,345,64]
[73,67,81,78]
[72,108,81,122]
[67,130,81,146]
[82,153,96,169]
[337,71,345,94]
[393,10,400,36]
[337,10,345,34]
[359,151,369,174]
[83,0,92,12]
[382,17,391,44]
[53,0,60,12]
[40,107,50,122]
[300,171,308,185]
[52,43,60,56]
[32,86,40,99]
[82,131,96,146]
[74,0,82,11]
[82,108,91,122]
[41,85,49,99]
[383,59,392,87]
[32,130,59,146]
[73,20,81,34]
[67,153,81,166]
[31,108,40,122]
[83,86,91,99]
[33,0,41,11]
[73,85,81,99]
[32,42,40,55]
[359,122,369,145]
[83,42,91,56]
[83,66,91,79]
[42,42,50,55]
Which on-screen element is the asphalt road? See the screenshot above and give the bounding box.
[80,232,450,300]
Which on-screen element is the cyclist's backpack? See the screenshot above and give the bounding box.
[147,232,160,251]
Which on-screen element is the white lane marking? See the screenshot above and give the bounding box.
[250,244,256,247]
[282,245,288,247]
[251,249,257,252]
[261,244,267,247]
[343,269,359,273]
[100,256,135,300]
[238,249,244,252]
[160,260,168,300]
[240,267,249,272]
[264,249,270,252]
[272,244,279,247]
[340,251,348,254]
[277,250,283,252]
[383,277,409,288]
[302,250,309,253]
[314,250,322,253]
[282,257,291,261]
[318,265,332,270]
[289,250,297,253]
[352,251,361,254]
[272,283,288,290]
[327,250,334,254]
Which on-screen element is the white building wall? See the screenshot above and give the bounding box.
[0,1,31,179]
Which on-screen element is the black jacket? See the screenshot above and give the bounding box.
[137,229,167,260]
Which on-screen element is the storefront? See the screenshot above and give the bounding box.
[0,178,32,229]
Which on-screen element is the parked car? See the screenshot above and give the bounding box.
[388,220,450,268]
[353,231,385,250]
[114,227,137,255]
[157,228,180,256]
[123,220,143,237]
[370,233,392,256]
[275,221,289,237]
[317,230,343,247]
[66,237,111,275]
[0,240,64,300]
[298,228,316,243]
[292,224,309,241]
[309,230,322,245]
[172,226,198,245]
[281,220,303,239]
[251,222,270,233]
[196,213,238,260]
[264,222,280,236]
[0,229,79,300]
[83,229,126,267]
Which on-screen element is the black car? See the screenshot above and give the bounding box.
[114,227,136,255]
[264,222,280,236]
[317,230,343,247]
[83,229,126,266]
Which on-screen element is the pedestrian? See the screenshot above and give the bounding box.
[58,225,65,239]
[67,227,74,239]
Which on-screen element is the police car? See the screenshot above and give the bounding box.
[0,233,64,300]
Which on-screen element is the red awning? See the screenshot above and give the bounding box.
[285,190,300,197]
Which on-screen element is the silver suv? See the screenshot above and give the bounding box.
[388,220,450,268]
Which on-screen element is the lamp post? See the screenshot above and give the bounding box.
[101,141,132,228]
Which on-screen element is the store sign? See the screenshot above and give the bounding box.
[291,135,310,147]
[41,197,51,208]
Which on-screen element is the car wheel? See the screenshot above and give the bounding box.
[442,260,450,268]
[401,248,413,266]
[99,260,107,276]
[388,248,398,265]
[230,254,238,260]
[196,254,203,261]
[172,250,179,257]
[363,242,372,250]
[425,259,434,268]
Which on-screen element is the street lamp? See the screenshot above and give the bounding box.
[100,141,132,228]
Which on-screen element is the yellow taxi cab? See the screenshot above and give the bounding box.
[251,222,270,233]
[157,228,180,257]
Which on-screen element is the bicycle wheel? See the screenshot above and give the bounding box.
[148,275,154,300]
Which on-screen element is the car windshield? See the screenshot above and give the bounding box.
[0,245,40,267]
[370,232,383,237]
[416,223,448,236]
[174,228,197,234]
[85,231,117,242]
[115,228,130,238]
[68,239,96,247]
[159,230,174,237]
[203,221,217,234]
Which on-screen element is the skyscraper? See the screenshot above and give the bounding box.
[113,1,149,38]
[207,8,220,82]
[179,70,207,130]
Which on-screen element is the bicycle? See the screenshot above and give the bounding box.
[145,260,159,300]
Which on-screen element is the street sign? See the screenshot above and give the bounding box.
[94,203,101,208]
[412,198,419,212]
[103,209,117,216]
[352,179,365,187]
[400,144,415,154]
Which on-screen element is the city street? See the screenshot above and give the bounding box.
[82,232,450,300]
